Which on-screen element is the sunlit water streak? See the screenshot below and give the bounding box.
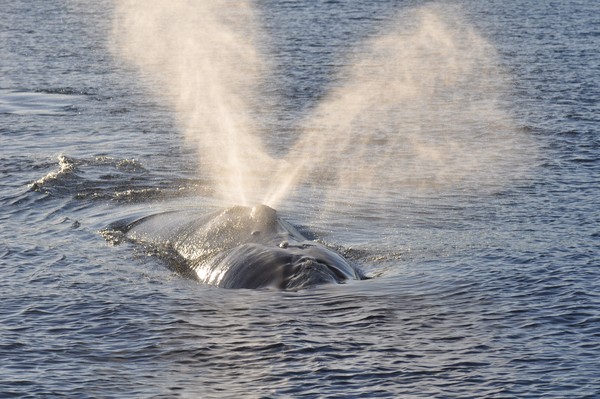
[1,1,599,398]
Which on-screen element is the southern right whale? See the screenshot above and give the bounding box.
[112,204,366,289]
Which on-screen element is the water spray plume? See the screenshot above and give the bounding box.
[112,3,532,211]
[112,0,276,206]
[266,6,530,208]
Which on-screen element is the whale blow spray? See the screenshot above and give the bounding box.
[112,3,532,210]
[112,0,277,205]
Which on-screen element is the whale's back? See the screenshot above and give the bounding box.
[123,205,302,260]
[113,205,365,289]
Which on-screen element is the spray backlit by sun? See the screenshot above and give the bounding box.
[112,3,533,210]
[112,0,278,205]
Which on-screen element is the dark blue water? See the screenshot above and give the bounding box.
[1,1,599,398]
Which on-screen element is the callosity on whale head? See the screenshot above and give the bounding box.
[211,239,364,289]
[112,204,366,289]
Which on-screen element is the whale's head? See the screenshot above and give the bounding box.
[116,203,366,289]
[209,241,363,290]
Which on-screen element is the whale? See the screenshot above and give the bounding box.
[112,204,366,289]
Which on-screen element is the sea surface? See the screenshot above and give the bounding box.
[1,1,599,398]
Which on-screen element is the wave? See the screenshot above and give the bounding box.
[28,154,203,203]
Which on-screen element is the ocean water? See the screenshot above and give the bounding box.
[1,1,599,398]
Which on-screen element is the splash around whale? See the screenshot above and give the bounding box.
[109,204,366,290]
